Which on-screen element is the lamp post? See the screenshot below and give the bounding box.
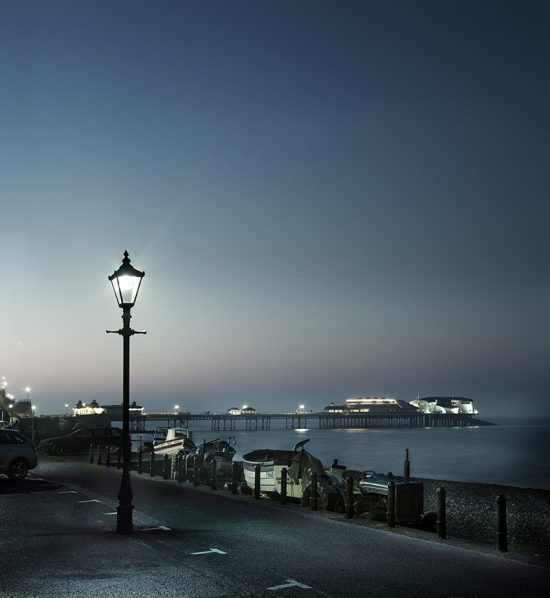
[107,250,145,534]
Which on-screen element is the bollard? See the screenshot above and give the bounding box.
[437,486,447,539]
[280,467,287,505]
[163,454,170,480]
[210,459,217,490]
[193,456,200,487]
[310,472,318,511]
[387,481,396,528]
[254,464,261,500]
[404,448,410,482]
[232,461,239,495]
[150,450,156,477]
[105,445,111,467]
[97,445,103,466]
[345,475,354,519]
[497,495,508,552]
[137,449,143,473]
[90,444,94,464]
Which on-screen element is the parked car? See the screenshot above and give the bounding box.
[0,428,38,480]
[38,427,123,456]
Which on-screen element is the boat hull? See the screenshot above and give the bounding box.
[242,449,303,498]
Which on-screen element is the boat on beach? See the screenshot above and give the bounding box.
[152,427,196,456]
[242,439,324,499]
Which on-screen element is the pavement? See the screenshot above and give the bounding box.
[0,455,549,597]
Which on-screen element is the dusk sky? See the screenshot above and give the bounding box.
[1,0,548,419]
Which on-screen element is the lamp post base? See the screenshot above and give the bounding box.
[116,504,134,534]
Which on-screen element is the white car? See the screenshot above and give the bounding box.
[0,429,38,480]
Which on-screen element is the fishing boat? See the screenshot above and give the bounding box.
[242,439,323,499]
[152,427,195,456]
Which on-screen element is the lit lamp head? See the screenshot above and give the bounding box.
[109,251,145,308]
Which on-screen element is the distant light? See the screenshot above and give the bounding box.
[299,404,305,410]
[242,404,248,409]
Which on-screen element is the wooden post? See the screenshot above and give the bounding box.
[387,481,396,527]
[310,472,318,511]
[232,462,239,495]
[89,444,94,464]
[193,456,200,487]
[345,475,354,519]
[105,445,111,467]
[280,467,287,505]
[97,445,102,466]
[150,450,156,477]
[254,464,261,499]
[137,449,143,473]
[163,454,170,480]
[497,495,508,552]
[437,486,447,539]
[404,448,410,482]
[210,459,217,490]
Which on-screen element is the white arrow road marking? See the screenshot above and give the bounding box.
[141,526,172,531]
[78,499,102,503]
[190,548,227,555]
[267,579,312,591]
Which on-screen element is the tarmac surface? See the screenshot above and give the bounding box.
[0,455,549,597]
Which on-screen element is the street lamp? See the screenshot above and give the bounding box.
[107,250,145,534]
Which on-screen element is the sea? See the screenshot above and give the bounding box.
[133,416,550,491]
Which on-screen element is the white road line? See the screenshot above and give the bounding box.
[78,499,102,504]
[141,525,172,531]
[267,579,312,591]
[190,548,227,555]
[104,512,117,515]
[57,491,78,494]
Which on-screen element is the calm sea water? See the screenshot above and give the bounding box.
[171,416,550,491]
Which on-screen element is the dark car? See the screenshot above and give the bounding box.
[38,427,123,456]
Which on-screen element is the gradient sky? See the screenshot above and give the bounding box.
[1,0,548,418]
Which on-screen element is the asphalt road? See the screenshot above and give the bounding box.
[1,455,549,598]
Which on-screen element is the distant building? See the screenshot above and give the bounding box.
[410,396,478,415]
[227,406,256,415]
[324,397,419,414]
[73,400,106,416]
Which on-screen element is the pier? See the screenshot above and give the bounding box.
[126,411,484,432]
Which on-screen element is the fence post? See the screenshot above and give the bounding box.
[310,472,318,511]
[105,445,111,467]
[254,464,261,499]
[280,467,287,505]
[387,481,396,527]
[150,450,156,477]
[497,495,508,552]
[404,448,410,482]
[345,475,354,519]
[97,445,103,466]
[137,449,143,473]
[89,444,94,464]
[437,486,447,539]
[163,454,170,480]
